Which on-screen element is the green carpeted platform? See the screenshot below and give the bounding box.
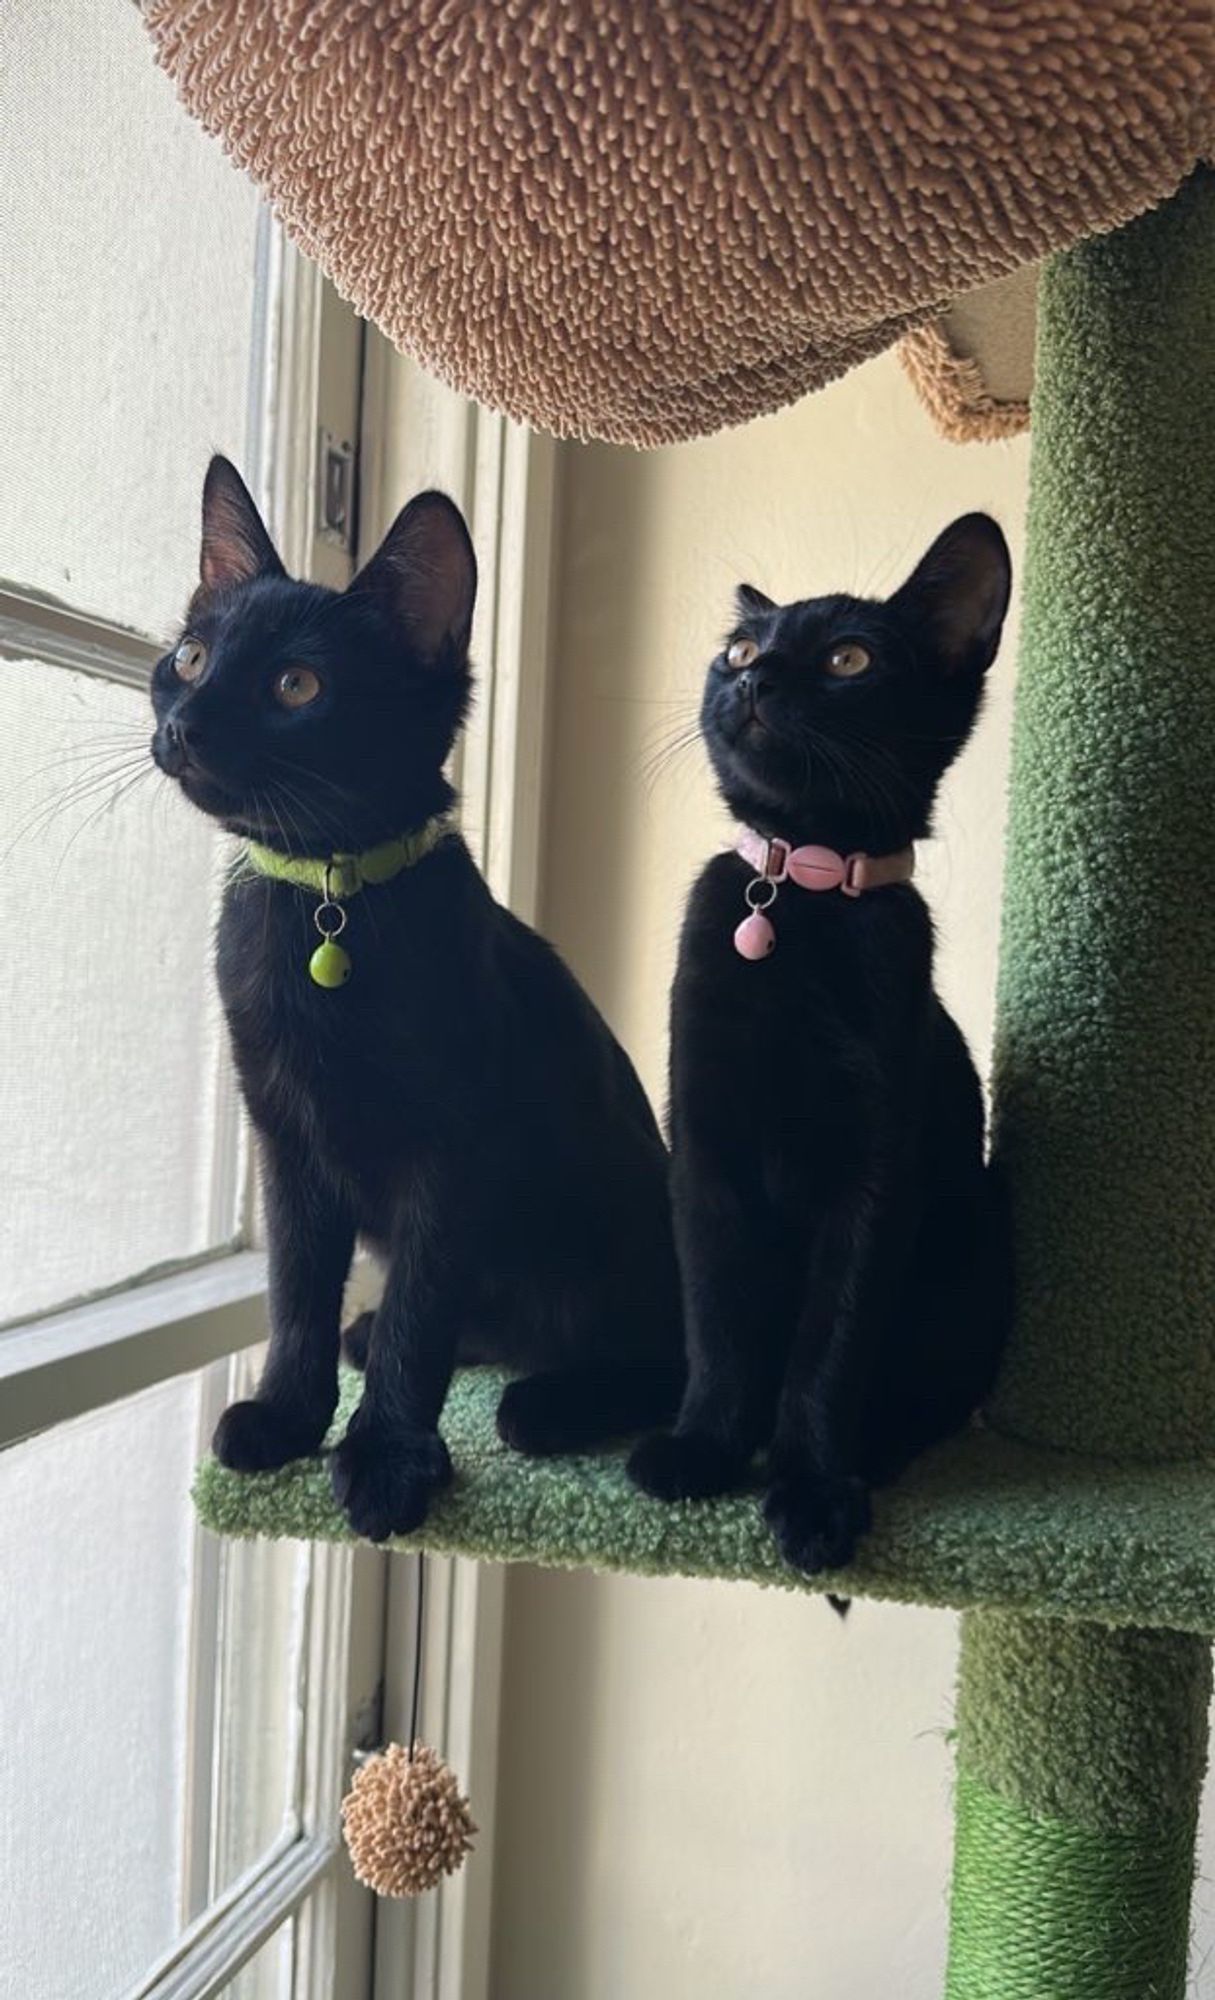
[193,1367,1215,1634]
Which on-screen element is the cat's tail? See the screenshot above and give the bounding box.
[496,1361,686,1457]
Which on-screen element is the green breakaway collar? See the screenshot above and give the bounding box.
[240,815,452,898]
[238,815,453,988]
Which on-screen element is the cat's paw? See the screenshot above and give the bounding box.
[213,1397,328,1472]
[330,1423,453,1543]
[496,1377,576,1456]
[627,1429,743,1502]
[340,1311,375,1372]
[764,1472,872,1575]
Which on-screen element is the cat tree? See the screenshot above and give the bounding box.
[145,6,1215,1990]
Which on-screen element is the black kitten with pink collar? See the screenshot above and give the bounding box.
[629,515,1014,1576]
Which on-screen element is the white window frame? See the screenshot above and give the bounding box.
[2,199,559,1995]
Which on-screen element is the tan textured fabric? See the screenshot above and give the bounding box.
[943,269,1040,413]
[900,268,1037,444]
[145,2,1214,448]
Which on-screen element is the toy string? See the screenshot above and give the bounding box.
[408,1551,425,1761]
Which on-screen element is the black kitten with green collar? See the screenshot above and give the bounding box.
[152,457,682,1540]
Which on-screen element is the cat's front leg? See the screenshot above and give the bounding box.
[330,1178,464,1541]
[764,1188,913,1574]
[213,1143,354,1472]
[628,1154,791,1502]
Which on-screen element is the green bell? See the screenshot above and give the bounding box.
[309,939,352,988]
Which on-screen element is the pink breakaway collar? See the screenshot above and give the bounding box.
[733,828,915,959]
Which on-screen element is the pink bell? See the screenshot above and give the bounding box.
[734,910,776,960]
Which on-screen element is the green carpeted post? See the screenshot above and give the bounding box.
[947,173,1215,1998]
[947,1616,1210,1999]
[990,172,1215,1464]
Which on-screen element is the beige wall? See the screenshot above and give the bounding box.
[489,351,1031,2000]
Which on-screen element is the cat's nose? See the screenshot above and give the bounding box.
[736,667,771,705]
[156,716,194,776]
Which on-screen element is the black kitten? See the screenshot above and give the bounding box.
[628,515,1014,1575]
[152,457,682,1541]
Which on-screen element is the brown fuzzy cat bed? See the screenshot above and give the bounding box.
[143,1,1213,447]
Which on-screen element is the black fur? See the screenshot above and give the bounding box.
[628,516,1014,1575]
[152,457,682,1541]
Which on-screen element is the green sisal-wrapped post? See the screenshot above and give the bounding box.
[946,174,1215,1999]
[947,1616,1209,1998]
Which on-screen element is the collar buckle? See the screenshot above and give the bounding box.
[841,853,865,898]
[762,837,791,882]
[327,856,361,899]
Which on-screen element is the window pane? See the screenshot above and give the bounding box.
[0,0,261,637]
[0,1374,201,2000]
[0,660,240,1323]
[0,1364,311,2000]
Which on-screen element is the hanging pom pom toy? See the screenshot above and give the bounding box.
[342,1741,477,1898]
[340,1554,477,1898]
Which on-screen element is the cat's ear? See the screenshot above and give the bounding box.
[351,491,477,665]
[197,456,284,599]
[891,514,1012,675]
[734,582,775,619]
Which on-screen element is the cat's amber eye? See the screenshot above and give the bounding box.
[174,638,208,683]
[726,636,760,671]
[275,666,322,710]
[825,642,872,679]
